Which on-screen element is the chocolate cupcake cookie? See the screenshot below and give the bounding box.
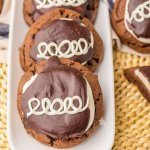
[17,56,103,148]
[124,66,150,103]
[23,0,99,26]
[112,0,150,53]
[20,8,103,72]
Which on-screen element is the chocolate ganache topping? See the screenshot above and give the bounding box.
[21,57,94,139]
[30,19,94,64]
[139,66,150,82]
[125,0,150,43]
[31,0,94,22]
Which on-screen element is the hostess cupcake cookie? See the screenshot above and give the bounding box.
[124,66,150,103]
[20,8,103,72]
[17,57,103,148]
[112,0,150,53]
[24,0,99,26]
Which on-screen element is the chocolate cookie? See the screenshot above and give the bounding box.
[112,0,150,53]
[23,0,99,26]
[17,56,103,148]
[20,8,103,72]
[124,66,150,103]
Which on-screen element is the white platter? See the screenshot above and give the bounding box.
[7,1,115,150]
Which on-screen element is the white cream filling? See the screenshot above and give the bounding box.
[23,74,38,93]
[135,69,150,92]
[59,18,86,27]
[35,0,87,9]
[124,0,150,43]
[23,74,95,132]
[84,78,95,132]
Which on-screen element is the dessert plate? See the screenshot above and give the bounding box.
[7,1,115,150]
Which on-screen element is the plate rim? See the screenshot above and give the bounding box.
[7,1,115,150]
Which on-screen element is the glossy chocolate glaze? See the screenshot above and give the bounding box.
[127,0,150,38]
[30,19,94,64]
[22,57,90,139]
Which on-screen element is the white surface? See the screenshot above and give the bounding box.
[7,1,115,150]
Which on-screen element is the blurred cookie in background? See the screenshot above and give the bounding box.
[112,0,150,54]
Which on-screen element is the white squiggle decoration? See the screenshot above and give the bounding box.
[35,0,87,9]
[27,96,89,117]
[126,0,150,23]
[125,0,150,43]
[37,32,94,60]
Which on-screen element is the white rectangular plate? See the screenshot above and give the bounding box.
[7,1,115,150]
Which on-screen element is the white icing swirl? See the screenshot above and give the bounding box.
[27,96,89,117]
[37,31,94,60]
[124,0,150,43]
[35,0,87,9]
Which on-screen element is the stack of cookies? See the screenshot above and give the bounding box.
[17,0,104,148]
